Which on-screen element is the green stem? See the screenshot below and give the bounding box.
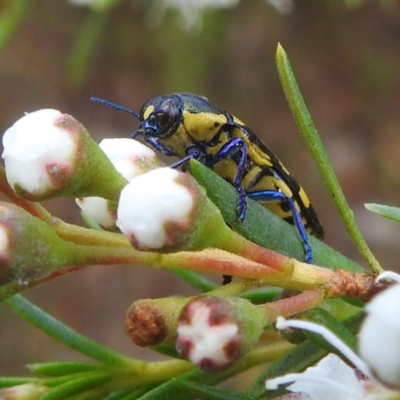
[66,10,109,88]
[52,219,131,248]
[0,0,30,51]
[106,341,294,397]
[136,340,294,400]
[276,44,383,275]
[120,359,194,386]
[6,295,140,368]
[0,377,38,388]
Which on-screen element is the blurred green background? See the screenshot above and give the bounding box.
[1,0,400,383]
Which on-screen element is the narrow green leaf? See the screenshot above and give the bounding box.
[240,288,281,305]
[65,387,109,400]
[321,298,363,322]
[43,373,96,388]
[6,295,136,367]
[190,159,363,273]
[168,269,217,292]
[136,373,217,400]
[66,11,108,88]
[40,373,110,400]
[275,44,382,275]
[175,380,257,400]
[28,362,103,377]
[137,348,276,400]
[0,377,38,388]
[137,366,242,400]
[299,308,361,353]
[113,387,154,400]
[0,0,30,51]
[365,203,400,222]
[106,388,141,400]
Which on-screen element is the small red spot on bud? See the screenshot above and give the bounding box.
[198,357,228,374]
[46,163,72,188]
[223,337,242,360]
[175,338,193,359]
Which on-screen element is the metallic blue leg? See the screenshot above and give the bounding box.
[208,137,249,221]
[247,190,313,263]
[169,147,203,169]
[236,187,247,221]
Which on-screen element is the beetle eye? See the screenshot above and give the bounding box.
[148,114,157,124]
[155,110,171,129]
[153,99,181,136]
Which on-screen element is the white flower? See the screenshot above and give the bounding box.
[2,110,76,197]
[68,0,109,9]
[176,297,240,373]
[274,317,369,376]
[359,272,400,389]
[267,0,294,14]
[76,139,162,229]
[375,271,400,284]
[266,314,399,400]
[116,168,194,250]
[266,353,367,400]
[146,0,239,30]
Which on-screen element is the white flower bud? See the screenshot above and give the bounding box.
[116,168,195,250]
[176,296,264,373]
[176,297,240,373]
[359,284,400,389]
[76,138,162,229]
[76,196,116,229]
[3,110,129,202]
[98,139,160,181]
[2,110,76,197]
[0,218,11,264]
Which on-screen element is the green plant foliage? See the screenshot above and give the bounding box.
[0,42,392,400]
[365,203,400,222]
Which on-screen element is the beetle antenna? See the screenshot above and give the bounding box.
[90,97,140,119]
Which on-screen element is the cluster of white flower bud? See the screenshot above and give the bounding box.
[3,109,400,396]
[2,110,204,249]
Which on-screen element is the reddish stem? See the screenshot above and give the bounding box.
[263,289,325,320]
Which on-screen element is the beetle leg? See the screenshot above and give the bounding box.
[208,137,249,221]
[169,147,203,169]
[236,187,247,222]
[247,190,313,263]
